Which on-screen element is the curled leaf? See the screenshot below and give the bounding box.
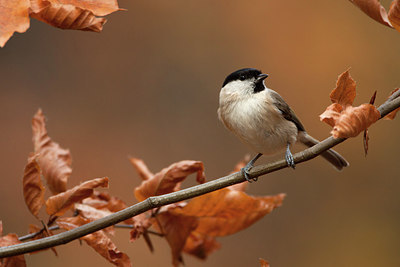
[349,0,392,27]
[22,154,45,218]
[44,0,120,17]
[0,0,30,47]
[260,258,271,267]
[30,1,106,32]
[46,177,109,216]
[75,203,114,235]
[129,157,154,181]
[57,216,131,267]
[330,70,356,106]
[32,109,72,194]
[134,160,206,202]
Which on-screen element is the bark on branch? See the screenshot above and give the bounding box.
[0,94,399,258]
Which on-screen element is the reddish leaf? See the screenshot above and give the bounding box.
[43,0,120,17]
[260,258,270,267]
[75,203,115,235]
[129,158,154,181]
[389,0,400,32]
[46,177,109,216]
[0,222,26,267]
[384,88,400,119]
[320,70,380,138]
[330,70,356,106]
[134,160,206,202]
[0,0,30,47]
[173,189,285,237]
[22,154,45,218]
[182,232,221,260]
[155,211,199,267]
[57,216,131,267]
[32,109,72,194]
[349,0,392,27]
[30,1,107,32]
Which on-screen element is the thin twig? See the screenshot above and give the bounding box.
[1,96,399,258]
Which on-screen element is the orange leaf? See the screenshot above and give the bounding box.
[43,0,120,17]
[129,158,154,181]
[22,154,45,218]
[320,70,381,139]
[349,0,392,27]
[0,221,26,267]
[30,1,107,32]
[384,88,400,119]
[330,105,380,138]
[330,70,356,106]
[75,203,115,235]
[389,0,400,32]
[0,0,30,47]
[260,258,271,267]
[57,216,131,267]
[182,232,221,260]
[155,211,199,267]
[134,160,206,202]
[173,189,285,237]
[32,109,72,194]
[45,177,109,216]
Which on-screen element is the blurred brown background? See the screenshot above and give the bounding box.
[1,0,400,266]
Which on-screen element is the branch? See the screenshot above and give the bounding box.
[1,95,399,258]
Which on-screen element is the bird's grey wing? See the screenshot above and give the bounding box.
[269,90,305,132]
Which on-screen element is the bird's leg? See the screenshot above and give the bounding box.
[285,143,296,169]
[241,153,262,182]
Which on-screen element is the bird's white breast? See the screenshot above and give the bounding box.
[218,88,298,155]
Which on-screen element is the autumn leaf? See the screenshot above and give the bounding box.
[46,177,109,217]
[0,0,30,47]
[260,258,271,267]
[0,221,27,267]
[32,109,72,194]
[133,159,206,202]
[182,232,221,260]
[384,88,400,119]
[22,153,45,218]
[75,203,115,235]
[348,0,392,27]
[129,158,154,181]
[57,216,131,267]
[319,70,380,138]
[389,0,400,32]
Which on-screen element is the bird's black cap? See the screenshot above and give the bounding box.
[222,68,262,87]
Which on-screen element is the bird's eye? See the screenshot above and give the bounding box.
[239,75,245,81]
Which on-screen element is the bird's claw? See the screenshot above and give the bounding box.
[241,166,258,183]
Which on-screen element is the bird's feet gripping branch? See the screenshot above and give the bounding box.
[241,153,262,182]
[285,143,296,169]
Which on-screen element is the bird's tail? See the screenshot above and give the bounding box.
[298,132,349,171]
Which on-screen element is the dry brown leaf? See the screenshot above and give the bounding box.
[0,221,26,267]
[363,91,377,156]
[46,177,109,216]
[173,189,285,237]
[320,70,381,139]
[349,0,392,27]
[330,70,356,106]
[155,211,199,267]
[0,0,30,47]
[129,157,154,181]
[389,0,400,31]
[134,160,206,202]
[260,258,270,267]
[57,216,131,267]
[384,88,400,119]
[75,203,115,235]
[182,232,221,260]
[32,109,72,194]
[44,0,120,16]
[22,154,45,218]
[29,1,107,32]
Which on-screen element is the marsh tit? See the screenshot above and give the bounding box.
[218,68,349,182]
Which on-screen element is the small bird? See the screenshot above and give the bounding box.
[218,68,349,182]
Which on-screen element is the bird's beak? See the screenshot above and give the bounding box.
[256,73,269,82]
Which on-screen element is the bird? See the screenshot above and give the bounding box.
[218,68,349,182]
